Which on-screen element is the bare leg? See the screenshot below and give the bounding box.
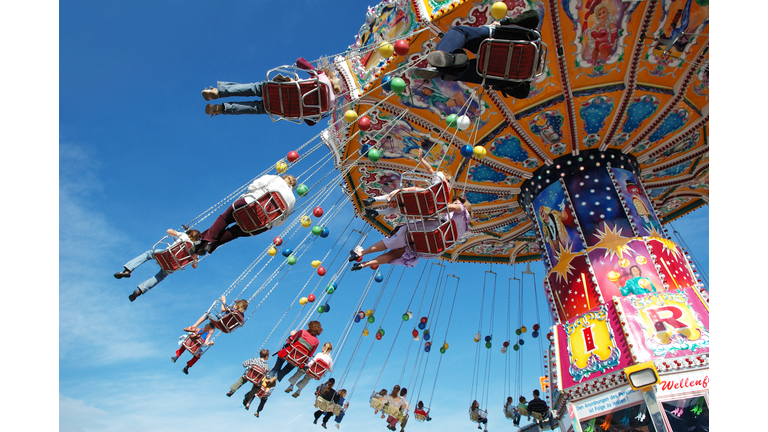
[360,240,389,258]
[184,313,208,332]
[361,248,406,268]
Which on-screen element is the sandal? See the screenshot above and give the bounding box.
[183,327,197,333]
[205,104,223,117]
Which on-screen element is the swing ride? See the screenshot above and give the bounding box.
[116,0,709,431]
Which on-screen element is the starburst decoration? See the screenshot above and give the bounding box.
[592,222,632,261]
[647,226,684,260]
[550,242,580,284]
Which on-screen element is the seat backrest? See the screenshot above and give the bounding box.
[233,191,288,233]
[212,310,244,334]
[407,220,458,255]
[245,364,266,384]
[476,37,544,82]
[285,337,313,367]
[155,241,194,272]
[305,358,330,380]
[532,411,544,421]
[396,180,450,217]
[263,80,329,120]
[519,406,530,416]
[182,334,204,354]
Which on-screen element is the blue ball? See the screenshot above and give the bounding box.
[354,315,361,323]
[418,322,426,330]
[323,303,331,313]
[424,346,431,352]
[519,339,525,345]
[320,228,330,238]
[532,331,539,338]
[484,335,492,342]
[360,144,370,157]
[424,333,430,341]
[381,76,392,92]
[282,248,293,257]
[460,145,474,158]
[374,273,384,283]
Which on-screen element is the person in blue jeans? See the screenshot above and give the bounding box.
[114,228,201,302]
[414,9,540,99]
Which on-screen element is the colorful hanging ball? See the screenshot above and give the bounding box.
[394,39,409,56]
[443,342,449,350]
[406,311,413,320]
[358,116,371,131]
[521,326,528,333]
[374,273,384,283]
[344,110,359,123]
[317,267,326,276]
[326,285,335,294]
[513,344,519,351]
[296,184,309,196]
[356,256,363,262]
[273,237,283,246]
[474,333,481,342]
[440,347,446,354]
[473,146,487,159]
[318,305,325,313]
[276,160,288,174]
[354,314,361,323]
[460,144,474,158]
[363,328,369,336]
[360,144,371,156]
[503,341,510,348]
[422,329,430,335]
[358,311,366,319]
[301,216,312,227]
[367,315,375,323]
[368,148,381,162]
[501,347,507,354]
[381,76,392,92]
[515,328,522,335]
[299,297,308,305]
[282,248,293,257]
[486,342,492,349]
[330,282,338,289]
[425,341,432,347]
[287,151,300,163]
[307,294,316,303]
[533,324,541,331]
[379,42,394,58]
[518,339,525,345]
[484,335,492,342]
[424,346,431,352]
[491,1,508,20]
[532,331,539,338]
[267,246,277,257]
[370,264,380,270]
[420,317,428,324]
[287,256,297,265]
[375,332,383,340]
[365,309,373,317]
[311,260,322,268]
[414,334,420,341]
[446,114,458,128]
[320,227,330,238]
[456,115,471,131]
[312,207,324,218]
[378,329,385,336]
[323,303,330,313]
[412,329,419,338]
[418,322,426,330]
[424,333,431,341]
[312,225,323,236]
[402,313,410,321]
[390,77,406,94]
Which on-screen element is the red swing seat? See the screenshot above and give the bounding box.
[182,333,205,355]
[395,180,451,217]
[262,74,330,123]
[284,336,315,368]
[210,310,245,334]
[232,191,288,234]
[476,26,548,83]
[254,386,269,399]
[245,364,267,385]
[304,358,330,380]
[153,237,196,272]
[406,219,459,256]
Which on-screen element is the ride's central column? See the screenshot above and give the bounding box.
[518,148,697,324]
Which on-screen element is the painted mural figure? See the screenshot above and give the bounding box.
[613,265,658,296]
[584,3,618,64]
[539,203,569,252]
[625,180,659,233]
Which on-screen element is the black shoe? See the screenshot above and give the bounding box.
[427,50,468,68]
[128,289,142,302]
[226,391,234,397]
[171,356,178,363]
[313,419,318,425]
[351,263,363,272]
[322,424,327,429]
[114,269,131,279]
[182,366,189,375]
[362,198,375,207]
[364,208,379,218]
[203,242,215,255]
[414,68,443,81]
[348,246,363,262]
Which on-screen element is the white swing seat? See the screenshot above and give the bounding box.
[262,65,332,123]
[370,394,387,411]
[244,364,267,385]
[314,396,336,413]
[476,26,547,83]
[153,237,196,272]
[284,336,314,368]
[232,191,288,234]
[382,403,404,420]
[305,358,330,380]
[531,411,557,430]
[469,409,488,423]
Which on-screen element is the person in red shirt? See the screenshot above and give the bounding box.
[269,320,323,381]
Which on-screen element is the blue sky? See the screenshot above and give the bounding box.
[20,0,723,431]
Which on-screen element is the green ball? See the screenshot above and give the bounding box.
[515,328,522,335]
[312,226,323,236]
[368,148,381,162]
[378,329,385,336]
[390,77,406,94]
[318,305,325,313]
[287,255,297,265]
[513,344,519,351]
[402,313,410,321]
[423,329,430,334]
[446,114,458,128]
[296,184,309,196]
[440,347,446,354]
[326,286,335,294]
[367,315,375,323]
[485,342,492,349]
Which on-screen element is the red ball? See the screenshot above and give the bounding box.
[273,236,283,246]
[287,151,300,163]
[420,317,428,323]
[412,329,418,337]
[317,267,326,276]
[358,116,371,131]
[370,264,379,270]
[375,333,383,340]
[308,294,316,303]
[394,40,409,56]
[313,207,324,217]
[355,256,363,262]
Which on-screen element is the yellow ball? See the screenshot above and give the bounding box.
[311,260,322,268]
[344,110,359,123]
[365,309,374,317]
[443,342,449,350]
[301,216,312,227]
[521,326,528,333]
[276,160,288,174]
[491,2,508,20]
[473,146,487,159]
[619,258,630,268]
[267,246,277,257]
[299,297,308,305]
[363,328,369,336]
[379,42,394,58]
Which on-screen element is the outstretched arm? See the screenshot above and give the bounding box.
[220,295,228,313]
[417,149,435,175]
[167,228,180,237]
